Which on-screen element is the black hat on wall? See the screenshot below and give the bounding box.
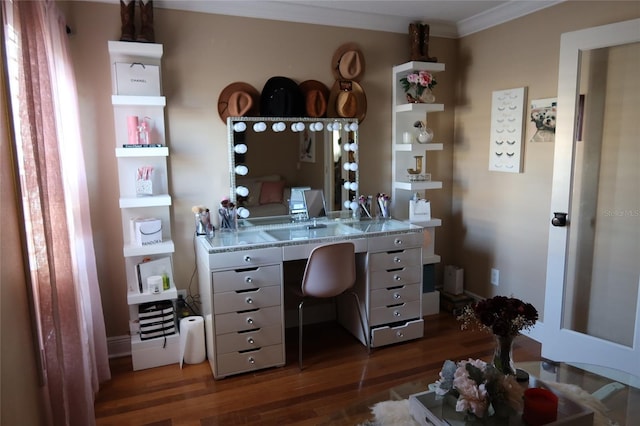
[260,76,304,117]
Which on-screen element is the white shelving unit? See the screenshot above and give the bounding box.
[391,61,445,315]
[108,41,180,370]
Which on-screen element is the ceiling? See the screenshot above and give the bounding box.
[150,0,563,38]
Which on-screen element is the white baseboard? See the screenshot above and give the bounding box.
[107,335,131,358]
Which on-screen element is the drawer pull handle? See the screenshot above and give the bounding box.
[244,255,251,263]
[246,297,253,304]
[393,256,401,263]
[394,311,401,317]
[394,238,403,245]
[393,293,401,299]
[396,331,404,338]
[245,277,253,283]
[246,318,254,325]
[394,275,401,281]
[248,357,255,364]
[247,337,255,345]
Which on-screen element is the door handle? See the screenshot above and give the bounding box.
[551,212,568,227]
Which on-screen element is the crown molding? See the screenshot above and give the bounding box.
[456,0,565,37]
[94,0,565,38]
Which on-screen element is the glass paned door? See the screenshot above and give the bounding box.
[543,20,640,383]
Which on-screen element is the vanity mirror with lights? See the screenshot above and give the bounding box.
[227,117,360,222]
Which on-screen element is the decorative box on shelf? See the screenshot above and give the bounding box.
[409,389,594,426]
[113,61,161,96]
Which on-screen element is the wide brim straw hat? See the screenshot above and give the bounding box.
[327,80,367,123]
[331,42,365,81]
[217,82,260,123]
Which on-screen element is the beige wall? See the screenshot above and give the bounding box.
[59,0,639,339]
[63,1,456,337]
[452,1,639,321]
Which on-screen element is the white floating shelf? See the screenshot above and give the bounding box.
[394,181,443,191]
[127,287,177,305]
[123,240,175,257]
[394,143,443,152]
[395,103,444,114]
[119,194,172,208]
[112,95,166,107]
[393,61,445,74]
[108,40,163,60]
[116,147,168,157]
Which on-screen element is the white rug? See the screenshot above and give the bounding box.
[362,381,619,426]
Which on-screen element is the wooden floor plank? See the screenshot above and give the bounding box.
[95,313,542,425]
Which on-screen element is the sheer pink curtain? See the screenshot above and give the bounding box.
[2,1,110,424]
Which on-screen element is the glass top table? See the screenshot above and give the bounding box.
[318,361,639,425]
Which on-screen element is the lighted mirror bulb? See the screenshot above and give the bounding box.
[343,200,351,209]
[343,123,351,132]
[349,122,358,131]
[233,122,247,132]
[333,121,341,131]
[349,163,358,171]
[236,185,249,197]
[234,165,248,176]
[343,181,351,190]
[313,122,323,131]
[349,201,359,211]
[326,123,334,132]
[349,182,358,191]
[234,144,247,154]
[295,122,305,132]
[343,143,351,152]
[253,122,267,132]
[343,162,351,171]
[349,143,358,151]
[237,207,250,219]
[290,123,299,132]
[272,122,286,132]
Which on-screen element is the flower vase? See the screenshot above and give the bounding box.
[405,88,436,104]
[493,334,517,376]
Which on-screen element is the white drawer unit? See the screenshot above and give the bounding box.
[196,222,428,378]
[352,232,424,347]
[198,245,285,379]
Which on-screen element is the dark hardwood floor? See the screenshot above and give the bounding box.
[94,313,542,426]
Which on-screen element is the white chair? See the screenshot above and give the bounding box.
[293,241,369,370]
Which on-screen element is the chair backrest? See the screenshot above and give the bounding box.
[301,242,356,298]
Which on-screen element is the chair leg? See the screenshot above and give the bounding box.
[298,299,305,370]
[350,291,370,353]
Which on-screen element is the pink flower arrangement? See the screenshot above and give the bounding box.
[400,70,437,97]
[435,358,524,420]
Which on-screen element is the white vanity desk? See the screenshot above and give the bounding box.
[195,214,425,379]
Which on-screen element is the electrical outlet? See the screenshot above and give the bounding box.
[491,268,500,286]
[177,289,187,299]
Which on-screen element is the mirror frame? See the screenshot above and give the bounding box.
[227,117,360,219]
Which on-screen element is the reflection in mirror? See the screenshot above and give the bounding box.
[227,117,359,220]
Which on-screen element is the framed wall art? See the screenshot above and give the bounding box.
[489,87,526,173]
